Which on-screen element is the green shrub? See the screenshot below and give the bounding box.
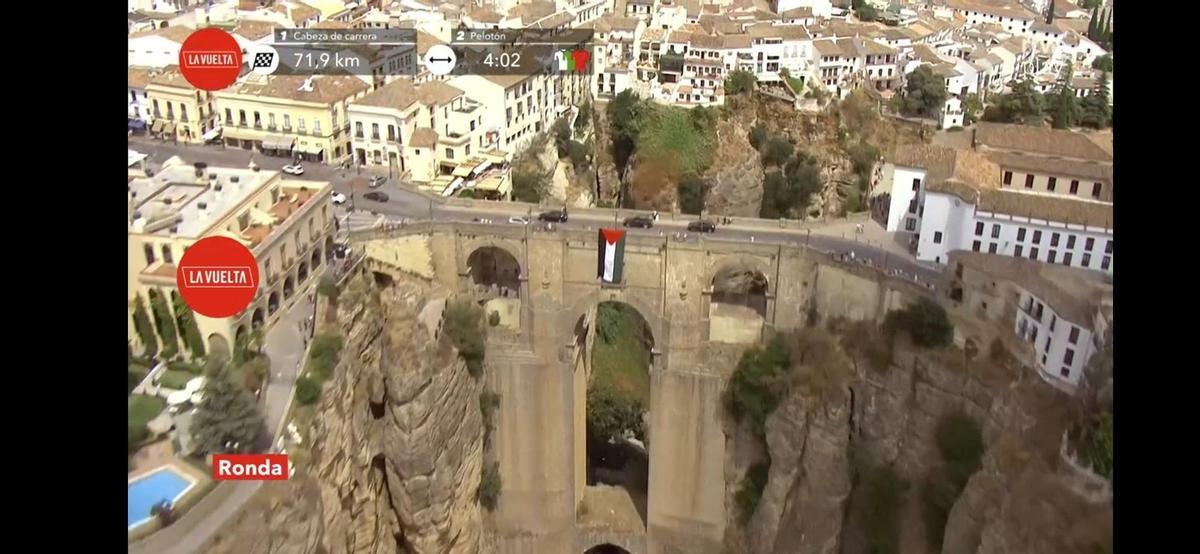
[587,384,646,444]
[444,299,486,378]
[936,412,985,480]
[512,171,546,203]
[735,460,770,524]
[677,174,708,215]
[317,274,338,298]
[575,99,592,133]
[725,69,757,95]
[761,137,795,167]
[727,335,792,440]
[296,376,320,405]
[749,124,768,151]
[477,461,502,510]
[1079,412,1113,479]
[884,297,953,348]
[308,333,344,381]
[567,140,590,169]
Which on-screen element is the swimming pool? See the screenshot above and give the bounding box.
[128,466,197,529]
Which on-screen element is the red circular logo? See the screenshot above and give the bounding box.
[179,28,243,91]
[176,236,260,318]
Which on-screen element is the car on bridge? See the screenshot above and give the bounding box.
[537,209,568,222]
[362,191,389,202]
[508,216,529,225]
[623,215,654,228]
[686,220,717,232]
[368,175,386,188]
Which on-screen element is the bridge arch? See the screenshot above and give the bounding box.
[582,542,636,554]
[460,237,524,280]
[466,246,522,298]
[559,292,665,372]
[707,256,772,344]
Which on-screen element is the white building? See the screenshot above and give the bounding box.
[945,250,1111,392]
[129,67,157,123]
[940,96,964,128]
[127,25,193,69]
[945,0,1037,36]
[774,0,833,19]
[887,143,1113,276]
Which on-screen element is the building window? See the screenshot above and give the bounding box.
[388,125,396,141]
[1069,327,1080,344]
[1064,349,1075,365]
[1101,256,1111,270]
[1017,228,1026,241]
[975,222,984,235]
[239,110,247,126]
[1082,253,1091,266]
[1048,250,1057,263]
[972,240,981,252]
[1030,247,1039,259]
[1085,237,1095,251]
[1047,177,1056,191]
[1070,180,1079,194]
[445,147,454,159]
[314,120,321,135]
[298,118,306,132]
[1105,240,1113,254]
[1014,245,1023,257]
[355,122,363,138]
[167,103,174,119]
[1050,233,1060,247]
[1024,174,1034,188]
[1092,182,1102,198]
[269,113,276,127]
[143,244,156,265]
[905,218,916,231]
[161,245,173,264]
[988,243,997,254]
[1060,367,1071,378]
[934,231,943,244]
[372,123,380,139]
[225,108,232,124]
[283,114,291,129]
[1063,252,1072,265]
[912,178,921,191]
[253,111,261,127]
[1032,230,1042,243]
[991,224,1000,238]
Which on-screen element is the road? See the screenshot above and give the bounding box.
[130,137,942,286]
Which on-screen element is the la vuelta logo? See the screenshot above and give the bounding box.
[176,236,259,318]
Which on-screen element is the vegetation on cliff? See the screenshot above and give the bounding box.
[735,459,771,524]
[923,412,985,550]
[588,302,651,444]
[444,299,487,378]
[884,297,954,348]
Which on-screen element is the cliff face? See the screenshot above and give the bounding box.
[206,275,484,554]
[726,331,1112,554]
[702,117,765,217]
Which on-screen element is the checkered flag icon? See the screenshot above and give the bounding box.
[253,52,275,69]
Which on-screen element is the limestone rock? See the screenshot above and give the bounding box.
[702,118,764,217]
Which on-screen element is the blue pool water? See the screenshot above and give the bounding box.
[128,467,193,528]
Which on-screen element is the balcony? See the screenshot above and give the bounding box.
[226,118,233,126]
[239,120,248,128]
[371,134,381,142]
[254,122,262,129]
[268,124,277,131]
[282,125,292,133]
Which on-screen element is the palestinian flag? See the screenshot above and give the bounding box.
[598,228,626,283]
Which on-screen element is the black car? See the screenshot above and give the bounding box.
[687,220,717,232]
[538,209,569,222]
[363,191,389,202]
[623,215,654,228]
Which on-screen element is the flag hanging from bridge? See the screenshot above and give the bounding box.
[598,228,626,284]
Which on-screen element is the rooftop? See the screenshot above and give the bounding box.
[232,20,275,41]
[973,123,1114,162]
[129,67,159,89]
[224,73,369,105]
[354,77,464,110]
[947,0,1036,20]
[948,250,1111,324]
[410,127,438,148]
[130,24,195,43]
[129,166,276,240]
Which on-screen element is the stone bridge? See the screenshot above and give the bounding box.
[351,222,927,554]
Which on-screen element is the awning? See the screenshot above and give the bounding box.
[298,144,323,155]
[150,120,165,133]
[161,121,177,135]
[202,127,222,141]
[261,135,295,150]
[128,119,147,130]
[442,177,465,197]
[452,163,475,178]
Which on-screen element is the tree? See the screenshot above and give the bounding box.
[511,171,545,203]
[190,361,265,455]
[148,289,180,359]
[552,115,572,157]
[761,137,794,167]
[1004,78,1046,125]
[296,376,320,405]
[677,174,708,215]
[901,65,948,117]
[962,93,983,125]
[1087,6,1099,40]
[567,140,590,170]
[1092,54,1113,73]
[1079,412,1113,479]
[1050,64,1080,129]
[884,297,953,348]
[132,296,159,358]
[477,462,502,510]
[587,384,646,444]
[171,291,206,360]
[574,99,592,134]
[735,460,770,524]
[726,334,792,439]
[317,274,338,298]
[607,90,643,170]
[724,69,757,95]
[1079,72,1111,129]
[855,3,879,22]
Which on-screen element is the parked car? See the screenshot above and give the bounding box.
[368,175,387,188]
[687,220,717,232]
[508,216,529,225]
[331,191,347,205]
[537,209,568,222]
[281,164,304,175]
[363,191,389,202]
[623,215,654,228]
